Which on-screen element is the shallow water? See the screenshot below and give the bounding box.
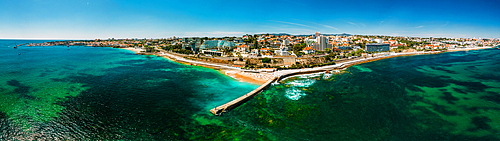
[1,40,499,140]
[230,48,500,140]
[0,40,257,140]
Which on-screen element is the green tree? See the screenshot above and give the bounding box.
[292,44,306,55]
[253,40,259,50]
[262,57,271,63]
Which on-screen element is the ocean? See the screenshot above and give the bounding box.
[1,40,499,140]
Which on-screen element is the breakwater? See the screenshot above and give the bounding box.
[210,77,278,115]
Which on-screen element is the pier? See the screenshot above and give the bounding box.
[210,68,335,115]
[15,43,27,48]
[210,77,278,115]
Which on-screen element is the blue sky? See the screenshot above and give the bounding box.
[1,0,499,39]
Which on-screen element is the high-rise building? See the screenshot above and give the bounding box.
[315,32,320,37]
[314,35,329,51]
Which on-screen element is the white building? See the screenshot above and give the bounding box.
[373,39,383,43]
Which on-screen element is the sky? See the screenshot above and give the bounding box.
[1,0,499,39]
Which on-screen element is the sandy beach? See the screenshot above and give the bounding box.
[121,47,144,53]
[220,70,270,85]
[447,46,494,51]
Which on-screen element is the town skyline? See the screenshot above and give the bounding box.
[1,0,499,39]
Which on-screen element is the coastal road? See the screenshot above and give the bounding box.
[157,48,243,71]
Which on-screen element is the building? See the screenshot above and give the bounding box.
[313,36,330,51]
[236,44,249,53]
[315,32,320,37]
[260,48,270,52]
[337,46,352,50]
[373,39,383,43]
[200,40,219,49]
[200,40,235,50]
[303,47,315,54]
[366,43,390,52]
[274,47,291,56]
[201,50,223,56]
[281,39,290,48]
[352,46,362,51]
[304,38,316,45]
[182,38,201,52]
[249,49,260,57]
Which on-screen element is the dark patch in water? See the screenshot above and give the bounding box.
[473,74,500,81]
[61,66,75,70]
[450,80,490,93]
[39,72,47,77]
[6,80,35,100]
[430,103,458,116]
[466,66,477,70]
[462,106,500,114]
[480,95,500,104]
[409,75,452,88]
[453,88,467,94]
[468,116,492,131]
[439,92,459,104]
[430,66,457,74]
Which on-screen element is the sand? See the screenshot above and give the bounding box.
[220,70,271,85]
[121,47,144,53]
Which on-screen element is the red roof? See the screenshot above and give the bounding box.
[260,48,270,50]
[303,47,315,50]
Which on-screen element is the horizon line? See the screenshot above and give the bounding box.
[2,33,499,40]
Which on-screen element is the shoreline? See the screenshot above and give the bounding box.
[118,46,494,85]
[121,47,144,53]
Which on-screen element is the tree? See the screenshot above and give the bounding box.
[262,57,271,63]
[253,40,259,50]
[292,43,305,55]
[325,48,331,53]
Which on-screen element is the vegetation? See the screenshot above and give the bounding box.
[292,43,306,56]
[261,57,271,63]
[161,44,193,54]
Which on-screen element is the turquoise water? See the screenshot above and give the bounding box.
[231,49,500,140]
[1,39,499,140]
[0,40,258,140]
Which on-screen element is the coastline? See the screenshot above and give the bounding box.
[120,47,144,53]
[219,70,268,85]
[118,46,494,85]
